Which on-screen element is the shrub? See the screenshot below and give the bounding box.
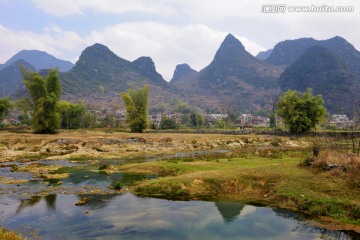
[310,149,360,188]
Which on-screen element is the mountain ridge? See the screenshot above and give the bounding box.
[266,36,360,80]
[1,34,360,115]
[60,43,181,109]
[172,33,284,111]
[0,60,35,98]
[278,45,358,114]
[1,50,74,72]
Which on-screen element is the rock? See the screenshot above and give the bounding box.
[75,197,90,206]
[323,162,339,171]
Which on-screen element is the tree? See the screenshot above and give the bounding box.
[220,99,239,125]
[174,102,192,114]
[160,118,178,129]
[21,67,62,133]
[189,112,205,128]
[121,85,149,133]
[345,84,360,155]
[0,98,12,125]
[59,101,87,129]
[14,98,34,125]
[276,89,326,133]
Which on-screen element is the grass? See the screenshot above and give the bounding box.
[0,227,25,240]
[119,149,360,227]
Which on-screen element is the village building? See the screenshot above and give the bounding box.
[329,114,353,128]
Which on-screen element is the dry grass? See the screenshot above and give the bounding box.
[0,227,25,240]
[311,149,360,188]
[0,130,308,163]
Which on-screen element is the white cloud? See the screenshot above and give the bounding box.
[3,0,360,81]
[0,24,85,64]
[31,0,82,16]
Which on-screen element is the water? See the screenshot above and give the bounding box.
[0,193,357,240]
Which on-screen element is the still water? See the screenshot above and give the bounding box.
[0,193,356,240]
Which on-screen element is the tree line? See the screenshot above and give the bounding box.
[0,67,337,134]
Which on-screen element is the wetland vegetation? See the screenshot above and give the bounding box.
[0,129,359,239]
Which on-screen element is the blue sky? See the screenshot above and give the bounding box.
[0,0,359,80]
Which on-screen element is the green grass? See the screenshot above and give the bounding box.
[119,150,360,225]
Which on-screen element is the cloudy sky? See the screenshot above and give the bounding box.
[0,0,359,80]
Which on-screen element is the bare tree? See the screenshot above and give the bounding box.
[220,98,240,124]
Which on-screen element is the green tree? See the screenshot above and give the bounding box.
[59,101,87,129]
[21,67,62,133]
[121,85,149,133]
[99,84,106,94]
[174,102,192,114]
[15,98,34,125]
[276,89,326,133]
[0,98,12,125]
[160,117,178,129]
[82,112,96,128]
[189,112,205,128]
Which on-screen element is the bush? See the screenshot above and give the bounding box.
[113,182,123,190]
[160,118,178,129]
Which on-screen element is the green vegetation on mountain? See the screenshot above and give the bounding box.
[267,36,360,81]
[60,43,180,109]
[279,46,358,114]
[172,34,284,112]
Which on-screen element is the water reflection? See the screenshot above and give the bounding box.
[15,194,57,215]
[214,201,244,223]
[51,167,155,188]
[1,193,357,240]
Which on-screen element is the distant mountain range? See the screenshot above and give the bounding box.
[0,50,74,98]
[0,60,34,98]
[1,34,360,115]
[0,50,73,72]
[256,49,272,60]
[171,34,284,111]
[266,36,360,81]
[60,43,180,108]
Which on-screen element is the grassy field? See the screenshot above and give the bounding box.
[118,147,360,232]
[0,129,359,233]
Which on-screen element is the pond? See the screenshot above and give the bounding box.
[0,193,357,240]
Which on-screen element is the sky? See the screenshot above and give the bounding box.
[0,0,359,81]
